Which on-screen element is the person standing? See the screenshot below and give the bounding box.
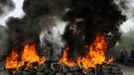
[131,50,134,58]
[121,48,128,64]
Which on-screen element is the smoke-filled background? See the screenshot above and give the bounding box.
[62,0,126,59]
[0,0,15,16]
[3,0,71,58]
[1,0,134,60]
[0,0,15,58]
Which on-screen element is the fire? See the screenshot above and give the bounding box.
[5,49,21,69]
[22,43,46,69]
[106,57,114,64]
[60,48,75,67]
[77,34,107,69]
[60,33,113,69]
[5,43,46,70]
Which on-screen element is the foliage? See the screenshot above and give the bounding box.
[116,29,134,49]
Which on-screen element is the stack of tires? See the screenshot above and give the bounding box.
[96,64,123,75]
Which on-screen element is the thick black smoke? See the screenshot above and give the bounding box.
[22,0,71,17]
[6,0,70,55]
[63,0,126,59]
[0,0,15,16]
[5,0,126,60]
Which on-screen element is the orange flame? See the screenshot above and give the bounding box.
[106,57,114,64]
[77,34,107,69]
[22,43,46,69]
[60,48,75,67]
[5,49,20,69]
[60,33,113,69]
[5,43,46,70]
[22,43,46,64]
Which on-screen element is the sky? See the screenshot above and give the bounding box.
[0,0,134,33]
[120,19,134,32]
[0,0,24,25]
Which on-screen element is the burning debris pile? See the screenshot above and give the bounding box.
[3,61,122,75]
[60,33,113,69]
[3,33,118,75]
[0,0,127,75]
[5,43,46,70]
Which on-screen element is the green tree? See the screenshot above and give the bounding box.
[116,29,134,49]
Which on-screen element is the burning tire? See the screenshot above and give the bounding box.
[4,61,123,75]
[101,64,123,75]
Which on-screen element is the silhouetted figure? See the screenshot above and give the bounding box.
[120,48,128,64]
[131,50,134,58]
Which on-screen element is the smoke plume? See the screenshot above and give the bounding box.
[63,0,126,59]
[5,0,70,55]
[4,0,127,60]
[0,0,15,16]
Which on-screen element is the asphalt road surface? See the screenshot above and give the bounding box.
[118,64,134,75]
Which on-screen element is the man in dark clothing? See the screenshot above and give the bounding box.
[120,48,128,64]
[131,50,134,58]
